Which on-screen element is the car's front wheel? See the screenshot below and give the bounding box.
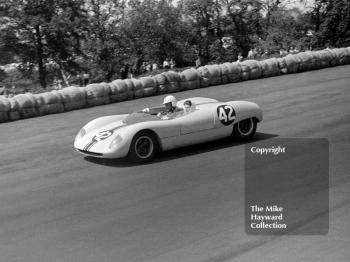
[232,118,257,141]
[128,131,158,163]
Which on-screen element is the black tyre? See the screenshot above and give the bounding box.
[232,118,257,141]
[128,131,158,163]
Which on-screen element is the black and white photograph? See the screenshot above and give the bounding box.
[0,0,349,261]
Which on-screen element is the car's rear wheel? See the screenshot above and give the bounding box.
[128,131,158,163]
[232,118,257,141]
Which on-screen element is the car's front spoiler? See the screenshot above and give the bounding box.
[76,148,103,157]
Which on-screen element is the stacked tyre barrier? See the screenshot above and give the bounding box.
[179,68,201,90]
[0,47,350,123]
[34,91,65,115]
[85,83,110,106]
[0,96,10,122]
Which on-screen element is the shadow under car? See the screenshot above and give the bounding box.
[84,132,279,167]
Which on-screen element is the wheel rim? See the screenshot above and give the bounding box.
[238,118,254,136]
[135,136,154,159]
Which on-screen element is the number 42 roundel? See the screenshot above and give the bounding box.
[216,105,236,125]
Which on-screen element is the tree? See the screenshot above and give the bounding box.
[44,0,89,84]
[182,0,218,62]
[122,0,191,70]
[80,0,128,82]
[317,0,350,47]
[0,0,48,88]
[0,0,88,88]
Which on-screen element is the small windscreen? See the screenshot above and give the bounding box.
[123,112,161,125]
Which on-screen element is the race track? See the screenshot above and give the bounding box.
[1,65,350,262]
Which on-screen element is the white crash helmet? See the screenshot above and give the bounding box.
[163,95,177,107]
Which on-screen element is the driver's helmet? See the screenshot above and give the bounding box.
[163,95,177,107]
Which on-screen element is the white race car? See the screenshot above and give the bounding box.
[74,97,262,162]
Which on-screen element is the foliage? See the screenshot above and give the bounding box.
[122,0,192,70]
[316,0,350,47]
[0,0,348,88]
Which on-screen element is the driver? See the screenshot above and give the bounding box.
[157,95,183,119]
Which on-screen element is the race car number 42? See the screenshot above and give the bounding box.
[217,105,236,125]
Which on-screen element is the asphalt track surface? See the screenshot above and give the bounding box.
[1,65,350,262]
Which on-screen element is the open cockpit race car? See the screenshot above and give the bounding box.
[74,97,263,163]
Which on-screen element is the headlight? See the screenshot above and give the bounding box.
[109,135,123,149]
[75,128,86,140]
